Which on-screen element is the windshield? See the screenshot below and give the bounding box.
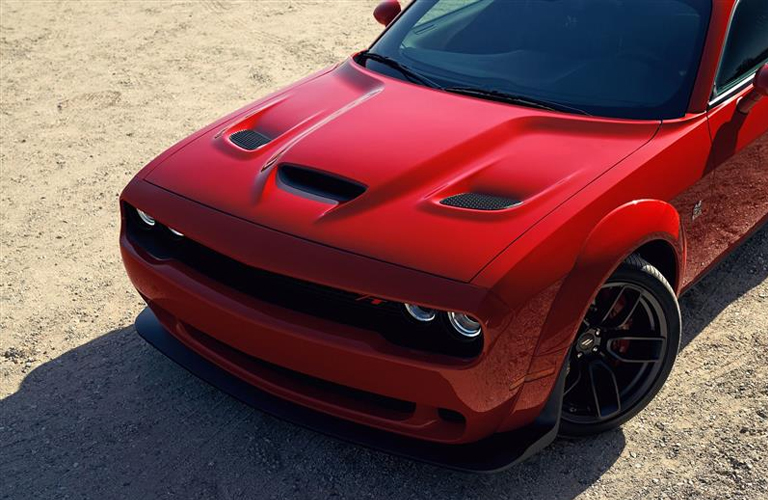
[364,0,712,120]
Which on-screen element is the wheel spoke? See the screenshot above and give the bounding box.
[597,286,627,325]
[606,337,666,363]
[587,360,621,420]
[564,362,583,397]
[604,289,642,329]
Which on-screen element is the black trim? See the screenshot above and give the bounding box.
[135,307,566,473]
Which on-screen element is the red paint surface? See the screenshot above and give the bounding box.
[373,0,401,26]
[121,0,767,443]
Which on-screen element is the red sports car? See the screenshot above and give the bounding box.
[121,0,768,471]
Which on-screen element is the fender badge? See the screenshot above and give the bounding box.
[692,200,703,221]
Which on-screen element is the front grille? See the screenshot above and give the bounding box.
[124,203,482,358]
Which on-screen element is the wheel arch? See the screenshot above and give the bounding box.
[534,199,685,357]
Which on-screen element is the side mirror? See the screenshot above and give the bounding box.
[737,63,768,114]
[374,0,401,27]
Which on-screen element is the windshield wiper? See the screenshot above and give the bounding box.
[357,51,443,89]
[444,86,591,116]
[357,54,591,116]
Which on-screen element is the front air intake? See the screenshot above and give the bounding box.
[229,129,271,150]
[278,165,366,203]
[441,193,521,211]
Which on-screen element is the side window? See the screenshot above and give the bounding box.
[714,0,768,96]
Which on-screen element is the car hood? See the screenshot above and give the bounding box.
[145,60,659,282]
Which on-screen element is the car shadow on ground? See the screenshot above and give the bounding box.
[1,226,764,500]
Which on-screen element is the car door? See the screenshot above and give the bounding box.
[706,0,768,262]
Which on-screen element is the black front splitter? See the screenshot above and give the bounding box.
[135,307,565,473]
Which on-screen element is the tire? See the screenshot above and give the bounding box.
[559,254,681,437]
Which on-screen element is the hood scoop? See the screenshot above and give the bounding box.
[229,129,272,151]
[441,193,521,211]
[277,164,367,204]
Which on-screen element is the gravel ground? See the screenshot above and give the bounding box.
[1,1,766,499]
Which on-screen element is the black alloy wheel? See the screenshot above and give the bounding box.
[559,254,681,436]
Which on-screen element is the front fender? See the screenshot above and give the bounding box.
[492,199,683,433]
[535,199,683,356]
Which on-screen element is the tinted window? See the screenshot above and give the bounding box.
[715,0,768,95]
[365,0,712,120]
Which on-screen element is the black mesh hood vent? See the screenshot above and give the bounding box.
[441,193,521,211]
[230,129,271,150]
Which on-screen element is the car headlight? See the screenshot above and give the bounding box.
[136,208,156,227]
[447,312,482,339]
[404,304,437,322]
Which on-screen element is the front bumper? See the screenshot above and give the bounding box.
[136,307,565,472]
[121,178,566,460]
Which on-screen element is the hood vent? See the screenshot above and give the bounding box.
[229,129,271,151]
[277,165,367,203]
[441,193,521,211]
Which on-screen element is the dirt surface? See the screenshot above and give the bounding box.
[1,2,766,499]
